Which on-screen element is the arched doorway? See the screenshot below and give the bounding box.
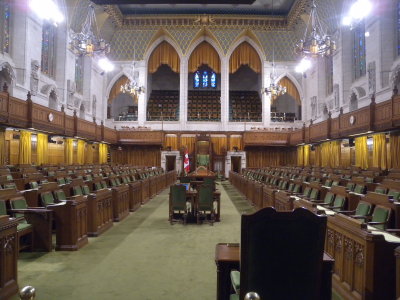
[108,75,138,121]
[271,77,301,122]
[188,41,221,121]
[229,42,262,122]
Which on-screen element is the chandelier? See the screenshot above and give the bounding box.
[69,3,110,57]
[294,0,336,57]
[264,67,286,99]
[120,63,145,96]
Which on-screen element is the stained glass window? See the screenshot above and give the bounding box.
[41,21,57,78]
[325,56,333,95]
[202,71,208,87]
[75,56,84,94]
[194,71,200,88]
[210,72,216,88]
[2,0,10,53]
[353,21,366,80]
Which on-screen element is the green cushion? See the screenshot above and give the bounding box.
[41,192,55,206]
[6,175,13,181]
[11,198,27,209]
[388,190,400,200]
[95,182,102,191]
[230,270,240,294]
[303,187,311,197]
[371,207,390,230]
[116,178,121,186]
[355,202,371,216]
[86,175,92,181]
[4,183,16,189]
[332,181,339,186]
[354,185,364,194]
[65,177,72,184]
[309,188,318,200]
[0,201,7,215]
[122,177,128,184]
[111,179,117,187]
[293,184,301,193]
[54,190,67,201]
[82,185,90,195]
[332,195,345,209]
[73,186,83,196]
[374,187,387,194]
[101,181,108,189]
[324,180,332,187]
[323,192,335,205]
[57,178,66,185]
[346,183,355,191]
[17,222,32,231]
[171,185,187,211]
[288,183,294,192]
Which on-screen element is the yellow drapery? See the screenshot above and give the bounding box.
[148,42,180,73]
[314,145,322,166]
[329,141,341,168]
[297,145,304,166]
[272,77,301,105]
[372,133,387,169]
[188,42,220,73]
[76,140,86,165]
[389,134,400,169]
[99,143,108,164]
[37,133,48,165]
[230,136,243,151]
[211,137,227,155]
[180,136,196,154]
[303,145,310,166]
[165,135,178,151]
[19,130,32,164]
[64,138,74,165]
[0,129,5,165]
[85,143,94,164]
[229,42,261,74]
[355,136,368,169]
[108,75,129,104]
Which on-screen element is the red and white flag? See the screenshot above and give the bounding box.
[183,149,190,175]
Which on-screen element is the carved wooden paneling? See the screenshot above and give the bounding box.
[330,118,339,139]
[374,101,393,131]
[339,106,371,136]
[8,97,28,127]
[118,130,163,145]
[95,125,102,142]
[0,91,9,122]
[393,96,400,126]
[243,132,289,146]
[64,115,75,136]
[309,120,329,142]
[304,127,310,143]
[103,127,117,144]
[31,103,64,134]
[289,129,303,145]
[77,119,96,140]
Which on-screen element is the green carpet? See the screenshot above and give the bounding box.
[15,182,250,300]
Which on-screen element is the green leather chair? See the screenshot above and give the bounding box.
[313,192,335,206]
[341,200,372,220]
[169,184,188,225]
[388,189,400,201]
[309,188,319,200]
[354,184,365,194]
[73,186,83,196]
[367,205,391,230]
[101,180,108,189]
[374,186,387,194]
[329,195,346,211]
[41,191,56,206]
[54,189,67,201]
[94,182,102,191]
[57,177,66,185]
[82,185,90,196]
[196,185,215,225]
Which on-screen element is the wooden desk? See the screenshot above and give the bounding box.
[215,243,334,300]
[0,216,18,300]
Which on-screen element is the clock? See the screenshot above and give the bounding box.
[48,113,54,122]
[349,115,355,125]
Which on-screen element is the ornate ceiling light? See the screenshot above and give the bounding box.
[69,3,110,57]
[294,0,336,58]
[120,63,145,96]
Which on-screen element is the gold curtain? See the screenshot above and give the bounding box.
[0,130,5,165]
[19,130,32,164]
[329,141,341,168]
[211,137,227,155]
[165,135,178,151]
[303,145,310,166]
[297,145,304,166]
[99,143,108,164]
[320,142,331,167]
[108,76,129,104]
[314,145,322,166]
[355,136,368,169]
[188,42,220,73]
[148,42,180,73]
[390,134,400,169]
[85,143,94,164]
[64,138,74,165]
[372,134,387,169]
[111,146,161,166]
[272,77,301,105]
[37,133,48,165]
[76,140,86,165]
[180,136,196,154]
[229,42,261,74]
[247,147,297,167]
[230,136,243,151]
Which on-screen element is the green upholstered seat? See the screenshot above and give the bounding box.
[324,179,332,187]
[332,181,339,186]
[57,178,66,185]
[330,195,346,211]
[115,178,121,186]
[354,201,372,218]
[122,177,128,184]
[73,186,83,196]
[388,189,400,201]
[101,181,108,189]
[302,187,311,198]
[48,171,55,177]
[6,175,13,181]
[287,183,294,192]
[374,187,387,194]
[29,182,38,189]
[169,184,188,224]
[346,182,355,191]
[197,185,215,225]
[54,189,67,201]
[110,179,117,187]
[309,188,319,200]
[95,182,102,191]
[369,206,391,230]
[65,176,72,184]
[41,179,48,184]
[293,184,301,193]
[85,175,93,181]
[7,197,33,252]
[4,182,16,189]
[17,222,32,231]
[41,192,55,206]
[354,184,365,194]
[9,197,28,219]
[0,200,8,215]
[321,192,335,206]
[230,270,240,294]
[82,185,90,195]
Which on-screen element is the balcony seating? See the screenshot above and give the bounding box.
[188,90,221,121]
[147,90,179,121]
[229,91,261,122]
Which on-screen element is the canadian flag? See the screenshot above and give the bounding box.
[183,149,190,174]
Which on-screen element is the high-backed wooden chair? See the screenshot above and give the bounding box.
[230,207,327,300]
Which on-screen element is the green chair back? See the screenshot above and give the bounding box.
[101,181,108,189]
[354,184,365,194]
[10,197,28,218]
[41,192,55,206]
[170,185,186,211]
[332,181,339,187]
[6,175,13,181]
[324,180,332,187]
[287,183,294,192]
[309,188,319,200]
[54,189,67,201]
[65,176,72,184]
[0,200,7,215]
[346,182,355,191]
[95,182,102,190]
[57,178,66,185]
[4,182,16,189]
[355,201,372,217]
[302,187,311,198]
[374,187,387,194]
[115,178,121,186]
[86,175,93,181]
[332,195,345,210]
[293,184,301,193]
[198,185,214,211]
[82,185,90,195]
[371,206,390,230]
[388,189,400,201]
[29,181,39,189]
[73,186,83,196]
[323,192,335,205]
[122,177,128,184]
[110,179,117,187]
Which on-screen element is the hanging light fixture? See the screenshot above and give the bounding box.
[264,0,286,99]
[294,0,336,58]
[69,2,110,57]
[120,61,145,96]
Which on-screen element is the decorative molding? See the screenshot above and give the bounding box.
[103,5,124,27]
